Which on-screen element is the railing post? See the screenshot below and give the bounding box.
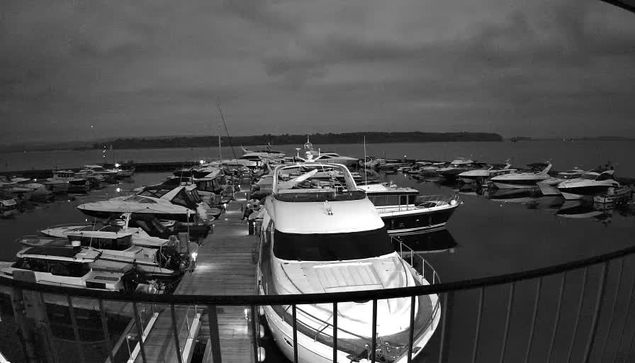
[250,305,258,363]
[99,299,115,363]
[66,295,86,363]
[499,282,515,363]
[292,304,299,363]
[582,262,609,363]
[471,287,485,363]
[566,267,589,363]
[371,298,378,363]
[132,301,148,363]
[437,291,452,363]
[612,259,635,363]
[332,302,338,363]
[170,304,184,363]
[547,273,567,363]
[407,295,416,363]
[598,259,623,361]
[10,287,41,363]
[205,304,222,363]
[523,277,542,363]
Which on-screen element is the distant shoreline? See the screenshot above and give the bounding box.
[1,132,503,152]
[1,133,633,153]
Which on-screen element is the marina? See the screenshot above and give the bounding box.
[3,0,635,360]
[0,141,634,363]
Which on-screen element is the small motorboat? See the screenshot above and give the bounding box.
[557,170,621,200]
[358,181,460,235]
[18,234,193,279]
[1,245,137,292]
[593,185,632,204]
[490,162,552,189]
[0,192,18,218]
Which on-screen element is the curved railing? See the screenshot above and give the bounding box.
[2,243,635,363]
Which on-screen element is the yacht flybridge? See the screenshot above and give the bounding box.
[256,160,441,363]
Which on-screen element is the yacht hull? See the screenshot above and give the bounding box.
[261,295,440,363]
[381,205,458,235]
[558,185,612,200]
[493,180,544,189]
[77,207,191,222]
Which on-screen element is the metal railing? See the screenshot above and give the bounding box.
[1,243,635,363]
[375,194,460,216]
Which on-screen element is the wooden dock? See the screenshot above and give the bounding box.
[134,191,257,363]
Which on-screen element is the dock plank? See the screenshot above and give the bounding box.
[139,193,258,363]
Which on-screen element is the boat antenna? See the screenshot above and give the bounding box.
[216,102,236,159]
[363,135,367,185]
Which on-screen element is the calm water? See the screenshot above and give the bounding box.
[1,142,634,362]
[2,140,635,176]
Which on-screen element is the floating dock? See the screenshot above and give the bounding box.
[127,190,257,363]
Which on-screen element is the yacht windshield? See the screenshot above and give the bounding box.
[273,227,394,261]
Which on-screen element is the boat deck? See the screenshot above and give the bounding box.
[135,191,257,363]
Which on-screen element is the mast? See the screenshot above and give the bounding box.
[218,131,222,160]
[363,135,367,185]
[216,103,236,159]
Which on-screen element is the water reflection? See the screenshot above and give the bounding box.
[392,229,458,253]
[415,175,635,226]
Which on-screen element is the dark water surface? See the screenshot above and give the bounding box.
[2,140,635,176]
[0,142,634,362]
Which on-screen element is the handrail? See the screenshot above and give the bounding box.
[415,194,460,207]
[3,242,635,305]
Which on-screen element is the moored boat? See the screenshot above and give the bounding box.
[18,233,192,279]
[557,170,621,200]
[257,159,441,363]
[358,181,460,235]
[490,162,552,189]
[0,245,137,292]
[592,185,632,204]
[0,193,18,218]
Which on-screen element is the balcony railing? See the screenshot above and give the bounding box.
[1,242,635,363]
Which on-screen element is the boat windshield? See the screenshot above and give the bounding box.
[273,227,394,261]
[581,173,599,180]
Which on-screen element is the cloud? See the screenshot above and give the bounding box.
[1,0,634,143]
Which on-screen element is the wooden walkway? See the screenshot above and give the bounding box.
[135,190,257,363]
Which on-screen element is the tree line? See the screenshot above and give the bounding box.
[91,132,503,150]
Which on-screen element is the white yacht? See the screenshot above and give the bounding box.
[490,162,552,189]
[81,164,119,179]
[78,185,216,222]
[240,145,286,160]
[299,136,359,167]
[40,213,176,248]
[257,160,441,363]
[458,162,515,184]
[18,232,191,278]
[435,158,478,181]
[358,181,459,235]
[77,194,196,222]
[536,168,587,196]
[0,245,135,292]
[557,170,621,200]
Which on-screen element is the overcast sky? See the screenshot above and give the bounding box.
[1,0,634,144]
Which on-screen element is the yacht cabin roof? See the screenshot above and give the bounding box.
[18,246,101,262]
